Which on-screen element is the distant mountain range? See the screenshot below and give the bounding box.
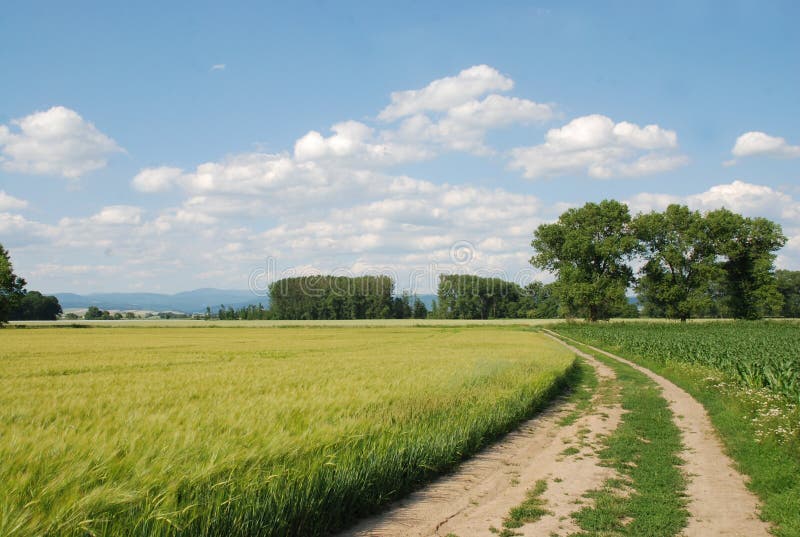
[55,289,439,314]
[55,288,269,314]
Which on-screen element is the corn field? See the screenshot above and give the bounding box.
[555,321,800,402]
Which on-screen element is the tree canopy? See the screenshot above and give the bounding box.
[436,275,525,319]
[10,291,62,321]
[532,202,788,321]
[267,276,425,320]
[531,200,639,321]
[706,209,786,319]
[633,204,719,321]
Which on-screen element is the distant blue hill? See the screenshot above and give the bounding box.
[55,288,269,314]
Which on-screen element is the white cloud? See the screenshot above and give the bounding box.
[378,65,514,121]
[0,106,122,178]
[627,180,800,221]
[509,114,687,179]
[0,190,28,211]
[132,166,184,192]
[254,179,551,269]
[210,64,226,71]
[391,94,554,155]
[447,94,554,127]
[18,65,752,292]
[690,181,800,220]
[90,205,143,225]
[131,65,552,198]
[729,131,800,162]
[0,211,56,247]
[624,192,682,214]
[134,153,313,197]
[293,120,429,165]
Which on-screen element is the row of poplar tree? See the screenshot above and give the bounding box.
[231,276,429,320]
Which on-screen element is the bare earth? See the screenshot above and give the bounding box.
[338,332,772,537]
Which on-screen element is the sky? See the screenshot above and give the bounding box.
[1,1,799,295]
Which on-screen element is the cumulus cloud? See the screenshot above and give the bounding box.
[509,114,687,179]
[391,94,554,154]
[18,64,745,291]
[0,106,122,178]
[132,166,185,192]
[90,205,143,225]
[372,66,554,156]
[256,178,549,262]
[134,154,315,198]
[0,211,56,247]
[164,153,336,201]
[447,94,554,127]
[627,180,800,221]
[0,190,28,211]
[378,65,514,121]
[133,64,554,198]
[294,121,430,165]
[728,131,800,164]
[778,234,800,269]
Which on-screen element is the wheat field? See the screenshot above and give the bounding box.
[0,326,574,536]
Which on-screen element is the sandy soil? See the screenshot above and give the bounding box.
[338,343,623,537]
[547,332,772,537]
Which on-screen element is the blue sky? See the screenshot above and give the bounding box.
[1,1,799,294]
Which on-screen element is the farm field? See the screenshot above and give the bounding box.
[555,320,800,402]
[0,326,575,537]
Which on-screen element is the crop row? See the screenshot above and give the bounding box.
[555,321,800,403]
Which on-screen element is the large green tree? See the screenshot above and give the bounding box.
[633,204,720,321]
[0,244,26,326]
[706,209,786,319]
[531,200,639,321]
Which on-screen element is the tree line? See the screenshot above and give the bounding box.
[428,275,638,320]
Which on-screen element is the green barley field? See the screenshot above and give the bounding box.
[0,326,574,537]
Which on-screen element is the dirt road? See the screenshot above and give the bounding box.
[550,332,770,537]
[337,332,771,537]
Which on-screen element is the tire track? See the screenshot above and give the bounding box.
[546,329,771,537]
